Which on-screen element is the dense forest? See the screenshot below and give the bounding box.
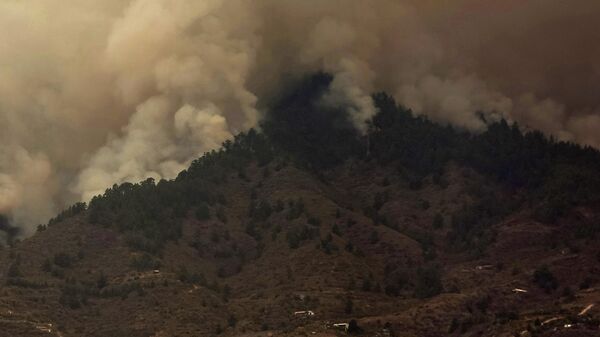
[35,73,600,254]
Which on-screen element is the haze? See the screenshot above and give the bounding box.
[1,0,599,233]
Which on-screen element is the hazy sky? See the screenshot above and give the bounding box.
[1,0,599,233]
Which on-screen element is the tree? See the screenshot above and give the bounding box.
[195,203,210,220]
[227,314,237,327]
[345,297,354,314]
[361,277,372,292]
[347,319,362,334]
[97,271,108,289]
[7,258,21,278]
[261,72,362,170]
[130,253,161,271]
[432,213,444,229]
[332,224,342,236]
[533,266,558,292]
[53,253,73,268]
[216,207,228,223]
[41,258,52,273]
[369,230,379,244]
[415,265,443,298]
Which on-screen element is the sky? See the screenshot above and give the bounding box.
[1,0,599,233]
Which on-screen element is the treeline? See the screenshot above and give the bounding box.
[260,73,600,222]
[86,129,275,253]
[262,73,600,216]
[50,72,600,253]
[370,92,600,205]
[260,72,362,170]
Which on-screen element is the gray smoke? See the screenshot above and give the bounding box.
[1,0,599,234]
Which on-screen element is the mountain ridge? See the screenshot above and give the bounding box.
[1,74,599,337]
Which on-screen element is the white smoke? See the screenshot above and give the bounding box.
[1,0,600,233]
[0,147,57,235]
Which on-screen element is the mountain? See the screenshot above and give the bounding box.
[1,74,599,337]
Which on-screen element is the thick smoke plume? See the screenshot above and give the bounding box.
[1,0,599,233]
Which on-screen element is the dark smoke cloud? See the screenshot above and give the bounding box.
[0,0,599,233]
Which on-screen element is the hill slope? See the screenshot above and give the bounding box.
[1,74,599,337]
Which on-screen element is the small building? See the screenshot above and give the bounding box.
[294,310,315,317]
[333,323,349,332]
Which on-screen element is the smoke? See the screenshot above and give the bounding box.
[1,0,600,233]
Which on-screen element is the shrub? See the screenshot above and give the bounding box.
[97,271,108,289]
[361,277,372,292]
[432,213,444,229]
[274,199,285,212]
[286,225,318,249]
[347,319,362,334]
[6,277,48,289]
[41,258,52,273]
[7,258,21,278]
[177,266,206,285]
[216,207,228,223]
[125,233,163,254]
[130,254,161,271]
[533,266,558,292]
[54,253,73,268]
[227,314,237,327]
[195,203,211,220]
[579,277,593,290]
[374,191,389,210]
[51,267,65,279]
[286,199,305,220]
[307,216,321,226]
[332,224,342,236]
[345,297,353,314]
[562,286,575,302]
[251,200,273,221]
[369,230,379,244]
[345,242,354,252]
[448,318,459,333]
[414,265,443,298]
[495,310,519,324]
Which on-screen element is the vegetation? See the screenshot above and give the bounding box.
[177,265,206,285]
[347,319,363,334]
[344,297,354,314]
[130,253,161,271]
[45,71,600,262]
[48,202,87,226]
[53,252,74,268]
[7,257,21,278]
[286,224,319,249]
[414,265,443,299]
[4,71,600,336]
[533,266,559,292]
[432,213,444,229]
[261,72,361,170]
[195,203,211,220]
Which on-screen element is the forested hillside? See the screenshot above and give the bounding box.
[68,73,600,254]
[1,73,599,337]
